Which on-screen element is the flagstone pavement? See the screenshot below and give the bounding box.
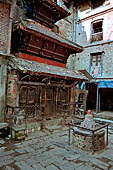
[1,125,113,170]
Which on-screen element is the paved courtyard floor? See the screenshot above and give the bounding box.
[0,125,113,170]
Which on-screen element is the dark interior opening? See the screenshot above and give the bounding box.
[91,0,105,9]
[86,83,97,110]
[93,21,103,33]
[100,88,113,111]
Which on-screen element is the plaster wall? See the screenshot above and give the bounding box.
[75,42,113,78]
[76,0,113,44]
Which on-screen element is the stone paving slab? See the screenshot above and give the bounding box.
[46,164,60,170]
[2,166,15,170]
[0,155,14,167]
[0,125,113,169]
[15,161,34,170]
[32,164,46,170]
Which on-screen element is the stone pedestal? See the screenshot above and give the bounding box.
[11,126,26,140]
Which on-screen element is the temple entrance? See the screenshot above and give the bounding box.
[19,84,71,118]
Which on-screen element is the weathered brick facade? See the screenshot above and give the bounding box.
[0,1,15,121]
[0,2,10,53]
[58,15,73,41]
[57,4,74,41]
[7,70,18,107]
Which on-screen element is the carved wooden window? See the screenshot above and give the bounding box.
[19,86,27,105]
[27,87,36,104]
[91,20,103,42]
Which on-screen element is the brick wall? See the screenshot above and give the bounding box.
[7,70,18,106]
[58,10,73,41]
[58,17,73,41]
[0,2,10,53]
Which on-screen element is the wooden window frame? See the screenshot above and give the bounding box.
[91,20,103,42]
[90,52,102,67]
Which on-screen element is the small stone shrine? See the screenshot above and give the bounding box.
[72,110,105,152]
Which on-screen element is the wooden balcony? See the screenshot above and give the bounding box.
[11,20,83,66]
[30,0,71,28]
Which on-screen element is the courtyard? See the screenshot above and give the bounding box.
[0,124,113,170]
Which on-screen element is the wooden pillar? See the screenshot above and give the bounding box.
[96,84,99,113]
[70,83,75,114]
[99,90,100,113]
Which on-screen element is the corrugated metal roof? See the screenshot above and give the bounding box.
[14,20,83,52]
[8,57,88,80]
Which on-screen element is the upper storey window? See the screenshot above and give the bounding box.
[91,20,103,42]
[91,0,105,9]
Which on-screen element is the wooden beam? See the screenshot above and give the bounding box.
[18,81,71,88]
[19,53,66,68]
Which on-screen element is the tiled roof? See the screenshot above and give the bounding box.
[8,56,88,80]
[14,20,83,52]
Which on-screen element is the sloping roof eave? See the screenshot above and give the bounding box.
[14,20,83,53]
[8,57,88,81]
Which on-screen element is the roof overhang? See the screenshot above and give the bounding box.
[12,20,83,64]
[32,0,71,28]
[79,70,93,80]
[8,57,88,81]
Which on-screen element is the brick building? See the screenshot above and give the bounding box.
[2,0,89,132]
[65,0,113,112]
[0,0,15,122]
